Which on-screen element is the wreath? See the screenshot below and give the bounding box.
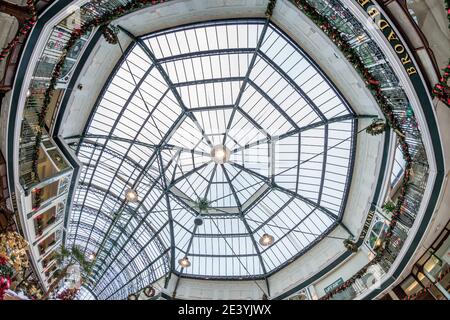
[366,119,387,136]
[143,285,156,297]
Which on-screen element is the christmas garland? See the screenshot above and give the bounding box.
[0,273,11,300]
[0,0,37,62]
[382,200,396,213]
[343,238,358,253]
[291,0,414,300]
[431,59,450,107]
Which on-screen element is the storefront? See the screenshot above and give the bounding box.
[395,220,450,300]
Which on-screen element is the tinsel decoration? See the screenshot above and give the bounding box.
[430,1,449,106]
[431,59,450,107]
[101,25,119,45]
[366,119,387,136]
[265,0,277,17]
[0,0,37,62]
[402,266,450,300]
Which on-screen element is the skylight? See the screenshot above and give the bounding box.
[66,19,356,300]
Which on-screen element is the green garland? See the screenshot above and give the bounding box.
[366,119,387,136]
[0,0,37,62]
[431,59,450,107]
[431,0,450,107]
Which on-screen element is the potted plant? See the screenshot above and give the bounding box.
[382,200,396,213]
[193,198,210,226]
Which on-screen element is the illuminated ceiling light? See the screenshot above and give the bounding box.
[26,89,31,97]
[210,145,230,164]
[88,253,95,261]
[178,257,191,268]
[259,233,274,246]
[125,189,138,202]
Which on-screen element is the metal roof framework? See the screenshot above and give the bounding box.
[65,19,357,299]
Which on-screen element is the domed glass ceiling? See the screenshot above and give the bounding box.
[66,19,356,299]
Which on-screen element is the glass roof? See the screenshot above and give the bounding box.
[66,19,356,299]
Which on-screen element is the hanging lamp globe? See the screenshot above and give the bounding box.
[178,257,191,268]
[259,233,274,246]
[125,188,138,202]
